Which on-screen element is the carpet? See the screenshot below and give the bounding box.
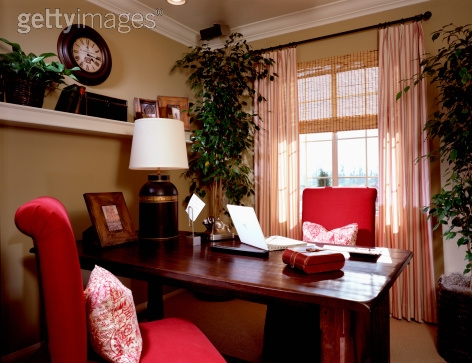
[163,289,446,363]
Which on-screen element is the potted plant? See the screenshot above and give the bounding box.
[0,37,78,108]
[172,33,276,235]
[398,23,472,362]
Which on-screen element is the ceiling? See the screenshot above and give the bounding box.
[87,0,430,46]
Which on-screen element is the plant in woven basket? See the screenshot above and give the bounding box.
[398,23,472,286]
[0,37,79,106]
[172,33,276,222]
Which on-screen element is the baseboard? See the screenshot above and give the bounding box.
[1,342,45,363]
[2,289,187,362]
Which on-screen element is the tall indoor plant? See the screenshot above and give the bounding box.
[398,23,472,362]
[172,33,276,223]
[0,38,78,107]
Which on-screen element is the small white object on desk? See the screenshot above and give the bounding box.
[186,194,205,246]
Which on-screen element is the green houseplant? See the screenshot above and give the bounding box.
[172,33,276,225]
[0,37,78,107]
[398,23,472,362]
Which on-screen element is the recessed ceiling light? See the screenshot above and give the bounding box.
[167,0,186,5]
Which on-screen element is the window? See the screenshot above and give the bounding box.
[298,51,379,190]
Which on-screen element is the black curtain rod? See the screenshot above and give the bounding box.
[257,11,432,53]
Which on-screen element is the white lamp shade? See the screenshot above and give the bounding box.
[129,118,189,170]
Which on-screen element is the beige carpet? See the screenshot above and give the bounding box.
[164,289,446,363]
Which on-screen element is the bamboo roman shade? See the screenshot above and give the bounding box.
[298,50,378,134]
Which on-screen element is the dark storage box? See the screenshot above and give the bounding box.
[55,87,128,122]
[81,92,128,121]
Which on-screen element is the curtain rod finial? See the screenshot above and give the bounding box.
[423,11,432,21]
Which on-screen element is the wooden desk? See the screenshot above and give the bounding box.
[77,232,412,363]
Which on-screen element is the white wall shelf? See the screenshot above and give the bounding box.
[0,102,134,138]
[0,103,193,142]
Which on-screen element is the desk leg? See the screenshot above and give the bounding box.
[147,279,164,321]
[320,293,390,363]
[368,292,390,362]
[320,306,355,363]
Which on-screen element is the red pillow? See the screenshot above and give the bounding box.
[302,221,358,245]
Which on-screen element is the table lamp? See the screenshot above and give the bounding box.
[129,118,189,241]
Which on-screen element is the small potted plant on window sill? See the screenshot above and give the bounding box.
[0,38,79,108]
[398,23,472,362]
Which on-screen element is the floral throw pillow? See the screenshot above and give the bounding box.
[84,265,142,363]
[302,221,358,245]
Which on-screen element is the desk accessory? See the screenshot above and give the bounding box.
[202,216,235,241]
[210,240,269,258]
[282,247,345,274]
[347,249,382,262]
[129,118,189,241]
[186,206,201,246]
[83,192,137,248]
[312,244,382,262]
[186,194,205,246]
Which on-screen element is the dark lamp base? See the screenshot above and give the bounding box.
[138,174,179,241]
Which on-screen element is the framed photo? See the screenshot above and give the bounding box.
[134,98,158,120]
[157,95,190,131]
[83,192,137,248]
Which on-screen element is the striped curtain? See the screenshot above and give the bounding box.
[378,21,437,323]
[254,47,300,239]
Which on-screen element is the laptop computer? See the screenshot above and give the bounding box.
[210,205,306,256]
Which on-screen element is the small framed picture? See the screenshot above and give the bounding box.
[83,192,137,248]
[134,98,158,120]
[167,104,181,120]
[157,95,190,131]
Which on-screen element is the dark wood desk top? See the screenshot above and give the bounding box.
[77,232,412,313]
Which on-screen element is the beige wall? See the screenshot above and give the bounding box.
[0,0,198,355]
[1,0,471,357]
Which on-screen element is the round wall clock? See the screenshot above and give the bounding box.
[57,24,112,86]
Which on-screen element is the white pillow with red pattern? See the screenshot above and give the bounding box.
[302,221,358,245]
[84,265,142,363]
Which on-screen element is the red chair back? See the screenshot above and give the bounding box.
[15,197,87,363]
[302,187,377,247]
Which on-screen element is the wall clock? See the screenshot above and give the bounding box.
[57,24,112,86]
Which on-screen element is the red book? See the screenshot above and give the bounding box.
[282,247,345,274]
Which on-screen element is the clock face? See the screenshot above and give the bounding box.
[72,37,104,73]
[57,25,112,86]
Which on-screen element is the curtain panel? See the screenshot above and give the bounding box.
[378,21,437,323]
[254,47,300,239]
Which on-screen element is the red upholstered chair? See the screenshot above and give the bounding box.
[15,196,225,363]
[302,186,377,247]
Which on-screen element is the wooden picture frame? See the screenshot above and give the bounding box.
[157,95,190,131]
[134,97,158,120]
[83,192,137,248]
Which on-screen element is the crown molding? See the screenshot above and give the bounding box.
[87,0,199,46]
[88,0,429,47]
[236,0,430,43]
